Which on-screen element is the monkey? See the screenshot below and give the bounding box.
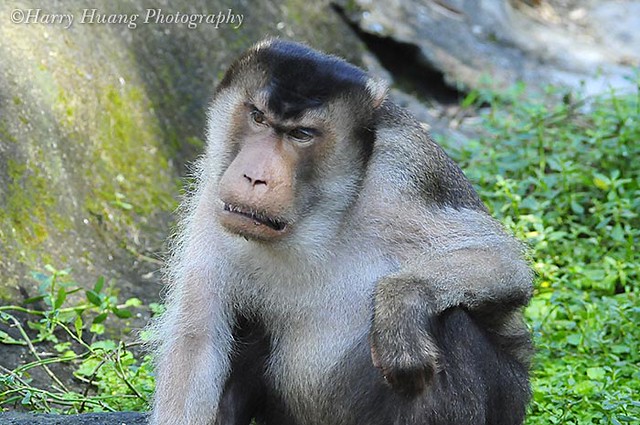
[148,38,534,425]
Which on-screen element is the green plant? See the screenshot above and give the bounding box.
[444,77,640,424]
[0,265,154,412]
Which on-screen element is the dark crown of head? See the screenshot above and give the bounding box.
[256,40,369,119]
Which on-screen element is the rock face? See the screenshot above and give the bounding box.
[0,412,146,424]
[0,0,366,303]
[338,0,640,95]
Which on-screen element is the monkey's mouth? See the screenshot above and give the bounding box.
[223,203,288,232]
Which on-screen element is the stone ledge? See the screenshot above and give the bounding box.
[0,412,147,425]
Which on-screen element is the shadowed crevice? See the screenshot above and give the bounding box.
[331,3,466,105]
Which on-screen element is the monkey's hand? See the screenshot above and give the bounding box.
[369,276,440,398]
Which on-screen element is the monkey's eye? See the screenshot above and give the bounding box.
[288,128,315,144]
[250,108,266,125]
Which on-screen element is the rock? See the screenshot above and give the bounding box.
[0,0,366,304]
[590,1,640,62]
[0,412,146,425]
[338,0,639,96]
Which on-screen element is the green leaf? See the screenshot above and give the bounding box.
[60,350,76,360]
[461,90,479,108]
[54,288,67,310]
[94,276,105,293]
[74,315,83,339]
[610,344,630,354]
[615,415,639,423]
[86,290,102,307]
[54,342,71,353]
[37,277,52,295]
[90,323,105,335]
[115,201,133,210]
[566,334,582,346]
[124,297,142,307]
[138,329,153,342]
[112,307,132,319]
[611,224,625,242]
[24,294,46,304]
[586,367,606,381]
[91,340,117,351]
[149,303,166,315]
[573,380,596,395]
[570,200,585,215]
[30,272,49,284]
[593,173,611,190]
[93,312,108,324]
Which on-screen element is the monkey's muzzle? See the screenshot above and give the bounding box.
[219,202,289,240]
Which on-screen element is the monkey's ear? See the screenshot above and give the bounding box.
[366,78,389,109]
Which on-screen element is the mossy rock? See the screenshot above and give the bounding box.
[0,0,367,303]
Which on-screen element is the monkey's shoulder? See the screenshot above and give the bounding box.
[370,101,486,212]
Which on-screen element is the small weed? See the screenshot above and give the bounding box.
[0,266,154,412]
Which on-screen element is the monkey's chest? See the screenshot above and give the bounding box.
[252,253,398,423]
[266,317,374,422]
[262,287,383,423]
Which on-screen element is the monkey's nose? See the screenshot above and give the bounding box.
[243,174,267,187]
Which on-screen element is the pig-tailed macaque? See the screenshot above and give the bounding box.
[149,39,534,425]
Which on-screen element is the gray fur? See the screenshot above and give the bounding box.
[149,39,533,425]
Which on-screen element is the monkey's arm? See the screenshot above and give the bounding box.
[150,268,234,425]
[370,247,533,396]
[398,247,534,315]
[149,190,235,425]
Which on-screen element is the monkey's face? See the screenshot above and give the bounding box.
[210,39,387,243]
[216,97,326,242]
